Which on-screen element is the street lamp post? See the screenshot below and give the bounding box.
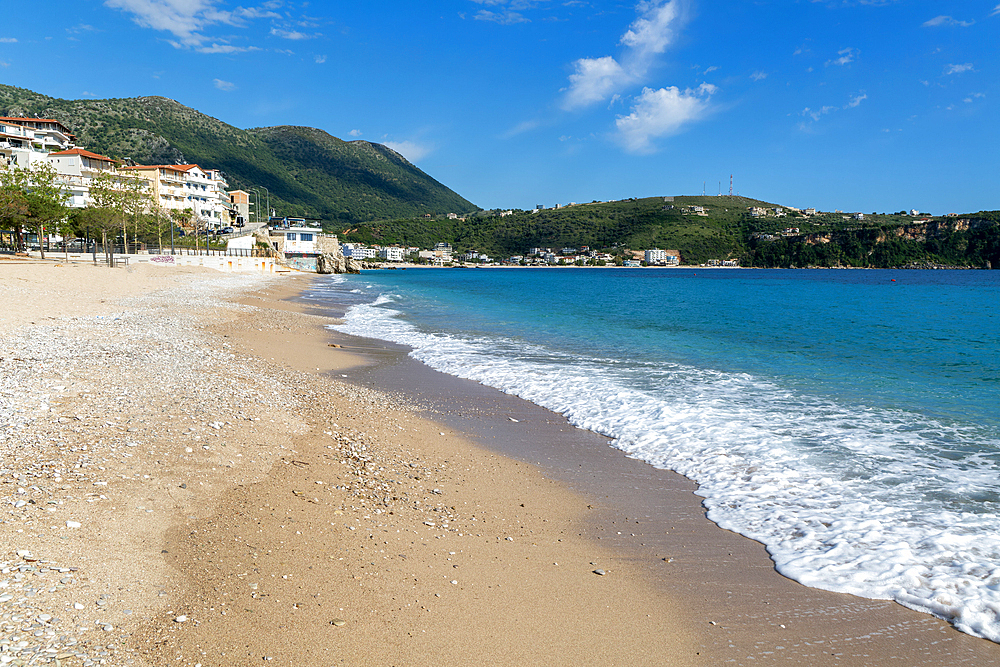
[249,188,261,225]
[259,186,270,224]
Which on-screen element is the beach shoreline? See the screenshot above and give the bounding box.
[1,258,998,665]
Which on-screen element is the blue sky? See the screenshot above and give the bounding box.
[1,1,997,215]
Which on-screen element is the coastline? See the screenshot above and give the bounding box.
[301,273,1000,664]
[1,259,997,665]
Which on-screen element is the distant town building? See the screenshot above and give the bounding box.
[645,248,667,264]
[379,246,405,262]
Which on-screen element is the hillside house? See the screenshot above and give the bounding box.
[0,118,75,152]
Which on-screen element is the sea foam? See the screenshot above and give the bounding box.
[333,293,1000,641]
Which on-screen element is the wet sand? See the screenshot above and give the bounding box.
[295,275,1000,666]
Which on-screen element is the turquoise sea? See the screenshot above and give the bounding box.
[306,267,1000,641]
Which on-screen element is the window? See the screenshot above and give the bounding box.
[286,233,297,241]
[300,233,314,242]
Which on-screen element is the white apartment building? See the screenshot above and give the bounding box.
[46,148,119,208]
[433,242,453,263]
[344,245,379,260]
[121,163,233,229]
[379,246,406,262]
[0,118,75,168]
[645,248,667,264]
[0,121,48,168]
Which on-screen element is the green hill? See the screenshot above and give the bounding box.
[340,197,1000,268]
[0,84,476,223]
[340,195,775,264]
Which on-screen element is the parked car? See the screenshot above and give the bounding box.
[221,227,235,235]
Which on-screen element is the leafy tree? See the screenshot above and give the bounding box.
[88,171,128,264]
[23,163,70,260]
[0,163,69,258]
[0,169,29,249]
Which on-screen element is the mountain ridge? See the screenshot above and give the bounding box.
[0,85,477,223]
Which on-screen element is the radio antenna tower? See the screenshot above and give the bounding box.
[703,181,706,196]
[729,175,733,197]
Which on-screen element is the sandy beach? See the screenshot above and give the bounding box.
[2,257,999,666]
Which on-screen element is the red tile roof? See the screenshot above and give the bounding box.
[122,164,203,173]
[0,117,75,136]
[49,148,117,162]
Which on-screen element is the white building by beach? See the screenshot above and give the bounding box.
[379,246,405,262]
[645,248,667,264]
[120,163,234,229]
[46,148,120,209]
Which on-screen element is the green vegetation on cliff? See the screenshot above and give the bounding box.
[0,84,476,224]
[339,197,1000,268]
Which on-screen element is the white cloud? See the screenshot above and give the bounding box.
[614,83,715,153]
[847,92,867,107]
[562,56,629,110]
[213,78,236,91]
[104,0,297,51]
[314,54,327,64]
[800,91,866,122]
[234,7,281,20]
[0,61,8,68]
[964,92,986,103]
[945,63,974,75]
[270,28,316,40]
[104,0,239,48]
[703,65,718,74]
[620,0,683,61]
[923,15,974,28]
[502,118,542,139]
[750,70,767,81]
[383,140,433,162]
[348,129,362,137]
[0,38,17,43]
[993,4,1000,17]
[802,105,838,121]
[826,47,857,66]
[197,43,255,54]
[561,0,686,110]
[474,10,529,24]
